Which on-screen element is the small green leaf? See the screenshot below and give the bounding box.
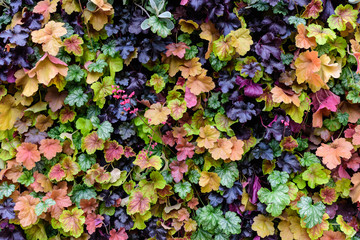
[174,181,192,199]
[185,46,198,60]
[97,121,113,140]
[258,184,290,217]
[267,170,289,188]
[66,65,86,82]
[0,182,15,199]
[323,118,341,131]
[337,112,349,126]
[101,40,117,57]
[188,170,200,184]
[300,152,320,167]
[88,59,108,73]
[214,162,239,188]
[75,118,93,136]
[35,199,56,216]
[77,154,96,171]
[17,171,35,187]
[297,196,325,228]
[64,87,88,107]
[70,183,97,207]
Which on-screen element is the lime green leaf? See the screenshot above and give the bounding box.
[258,184,290,217]
[108,57,123,79]
[75,118,93,136]
[327,4,358,31]
[297,196,325,228]
[91,76,114,109]
[212,35,234,61]
[17,171,34,187]
[307,24,336,45]
[302,163,330,189]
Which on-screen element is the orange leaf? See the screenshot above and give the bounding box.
[81,131,105,154]
[209,138,233,160]
[179,57,202,78]
[16,142,41,170]
[39,138,62,159]
[295,24,317,49]
[196,125,220,149]
[35,114,54,132]
[295,50,323,92]
[199,21,220,59]
[320,230,346,240]
[271,86,300,107]
[349,172,360,203]
[339,101,360,123]
[166,42,190,59]
[43,188,72,219]
[199,171,220,193]
[31,20,67,56]
[229,136,244,161]
[14,195,40,227]
[80,198,98,214]
[27,53,68,86]
[186,70,215,95]
[33,0,59,23]
[85,213,104,234]
[144,103,170,125]
[316,138,353,169]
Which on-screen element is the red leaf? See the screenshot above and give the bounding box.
[63,34,83,56]
[175,137,195,161]
[48,163,66,181]
[85,213,104,234]
[301,0,323,19]
[109,228,128,240]
[39,138,62,159]
[165,42,190,58]
[104,140,124,162]
[170,160,188,183]
[16,142,41,170]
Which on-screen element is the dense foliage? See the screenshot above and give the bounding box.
[0,0,360,239]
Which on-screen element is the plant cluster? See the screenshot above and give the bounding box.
[0,0,360,239]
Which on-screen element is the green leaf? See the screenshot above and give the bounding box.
[174,181,192,199]
[209,53,227,72]
[295,137,308,152]
[0,182,15,199]
[300,152,320,167]
[97,121,113,140]
[35,199,56,216]
[91,76,114,108]
[191,229,213,240]
[214,162,239,188]
[188,170,200,184]
[268,140,282,158]
[178,34,192,45]
[281,53,294,65]
[17,171,35,187]
[288,16,306,27]
[99,202,115,216]
[297,196,326,228]
[251,1,270,11]
[327,4,358,31]
[108,57,123,79]
[66,65,86,82]
[77,154,96,171]
[258,184,290,217]
[323,118,341,131]
[336,112,349,126]
[196,205,223,232]
[347,90,360,103]
[88,59,108,73]
[64,87,88,107]
[75,118,93,136]
[185,46,198,60]
[302,163,330,189]
[148,16,173,38]
[267,170,289,188]
[208,92,221,109]
[101,40,117,57]
[218,211,241,235]
[70,183,97,207]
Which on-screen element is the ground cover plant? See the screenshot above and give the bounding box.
[0,0,360,239]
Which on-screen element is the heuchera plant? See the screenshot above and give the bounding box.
[0,0,360,239]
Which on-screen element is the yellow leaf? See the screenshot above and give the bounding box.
[227,28,253,56]
[196,125,220,149]
[179,19,199,34]
[31,21,67,56]
[62,0,81,14]
[179,57,202,78]
[278,220,294,240]
[251,214,275,238]
[15,69,38,97]
[199,21,220,59]
[199,171,220,193]
[144,103,171,125]
[317,54,341,85]
[0,95,25,131]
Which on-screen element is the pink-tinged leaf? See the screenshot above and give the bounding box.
[59,207,85,238]
[165,42,190,58]
[310,89,340,128]
[85,213,104,234]
[48,163,65,181]
[127,191,150,215]
[63,34,84,56]
[170,160,188,183]
[162,131,176,147]
[133,151,162,170]
[345,152,360,171]
[45,87,67,112]
[175,137,195,161]
[14,195,40,227]
[180,0,189,5]
[124,146,136,158]
[39,138,62,159]
[104,140,124,162]
[185,87,197,108]
[16,142,41,170]
[301,0,323,19]
[109,228,128,240]
[337,165,351,179]
[80,198,98,214]
[43,188,72,219]
[81,131,105,154]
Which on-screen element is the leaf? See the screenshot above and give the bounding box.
[28,53,68,86]
[48,163,66,181]
[271,86,300,107]
[186,70,215,95]
[16,142,41,170]
[317,54,341,84]
[133,153,162,170]
[59,207,85,238]
[15,69,38,97]
[209,138,233,160]
[327,4,358,31]
[196,125,220,149]
[109,228,128,240]
[66,65,86,82]
[258,184,290,217]
[196,205,222,231]
[199,21,220,59]
[307,24,336,45]
[0,95,25,131]
[104,141,123,163]
[14,195,40,227]
[302,163,330,188]
[91,76,114,108]
[251,214,275,238]
[170,160,188,183]
[227,28,253,56]
[31,20,67,56]
[39,139,62,159]
[336,215,356,237]
[267,170,289,188]
[35,199,56,216]
[214,162,239,188]
[76,118,93,136]
[174,181,191,199]
[85,213,104,234]
[144,103,170,125]
[17,171,35,186]
[168,99,187,120]
[300,152,321,167]
[147,16,173,38]
[297,196,326,228]
[176,137,195,161]
[81,131,105,154]
[199,171,221,193]
[33,0,59,23]
[64,86,88,107]
[45,87,67,112]
[316,138,353,169]
[97,121,113,140]
[301,0,323,19]
[165,42,190,58]
[43,188,72,219]
[63,34,83,56]
[349,172,360,203]
[179,57,202,78]
[295,24,317,49]
[212,35,234,61]
[127,191,150,215]
[218,211,241,235]
[24,223,48,240]
[148,74,165,93]
[320,187,338,204]
[0,182,15,199]
[70,184,97,207]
